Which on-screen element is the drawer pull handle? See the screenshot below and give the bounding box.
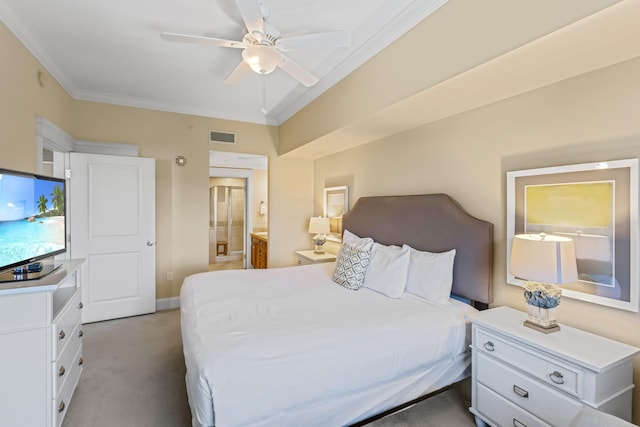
[78,302,84,309]
[483,341,495,352]
[549,370,565,384]
[513,385,529,398]
[79,357,84,366]
[513,419,527,427]
[58,366,66,377]
[58,401,66,414]
[58,330,66,340]
[78,330,84,338]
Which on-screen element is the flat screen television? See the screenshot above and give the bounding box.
[0,168,66,283]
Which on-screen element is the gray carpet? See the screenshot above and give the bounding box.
[63,309,476,427]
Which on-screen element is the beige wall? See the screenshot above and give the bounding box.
[252,169,269,231]
[279,0,621,156]
[0,21,314,302]
[0,23,73,172]
[314,57,640,422]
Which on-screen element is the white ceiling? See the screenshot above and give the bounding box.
[0,0,447,126]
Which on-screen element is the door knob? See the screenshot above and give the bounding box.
[146,241,155,246]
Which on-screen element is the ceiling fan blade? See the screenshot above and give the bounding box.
[277,54,319,87]
[224,61,251,85]
[160,32,245,49]
[216,0,244,25]
[234,0,265,35]
[276,30,351,51]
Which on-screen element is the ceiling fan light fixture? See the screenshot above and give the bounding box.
[242,45,282,74]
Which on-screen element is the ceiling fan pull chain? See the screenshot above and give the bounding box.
[261,78,267,114]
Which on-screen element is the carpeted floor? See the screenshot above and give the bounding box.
[62,309,192,427]
[62,309,476,427]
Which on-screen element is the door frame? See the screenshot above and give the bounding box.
[209,167,253,269]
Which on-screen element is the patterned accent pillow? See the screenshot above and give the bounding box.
[332,243,372,290]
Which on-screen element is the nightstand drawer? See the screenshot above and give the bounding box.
[477,352,582,426]
[475,327,582,397]
[477,383,551,427]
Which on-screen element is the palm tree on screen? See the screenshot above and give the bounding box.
[37,194,49,215]
[50,185,64,215]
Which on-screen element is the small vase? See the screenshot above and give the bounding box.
[526,305,558,331]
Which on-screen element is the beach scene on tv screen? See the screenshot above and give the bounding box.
[0,173,65,269]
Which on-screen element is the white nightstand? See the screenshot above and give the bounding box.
[466,306,639,427]
[295,250,337,265]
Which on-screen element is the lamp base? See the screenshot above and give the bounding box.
[523,304,560,333]
[523,320,561,334]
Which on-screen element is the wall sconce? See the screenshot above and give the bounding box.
[176,156,187,166]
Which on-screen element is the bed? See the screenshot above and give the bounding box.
[180,193,493,427]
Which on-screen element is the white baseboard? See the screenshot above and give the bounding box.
[156,297,180,311]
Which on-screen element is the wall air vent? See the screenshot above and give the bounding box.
[209,130,236,144]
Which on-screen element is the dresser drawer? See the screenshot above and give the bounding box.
[52,321,83,396]
[475,327,583,397]
[55,344,83,427]
[477,383,551,427]
[477,352,582,426]
[51,289,82,360]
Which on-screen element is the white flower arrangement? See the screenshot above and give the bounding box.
[312,234,327,245]
[523,281,562,309]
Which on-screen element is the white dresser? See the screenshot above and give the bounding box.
[467,306,639,427]
[0,259,84,427]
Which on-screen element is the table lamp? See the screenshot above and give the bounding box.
[308,217,330,254]
[509,233,578,333]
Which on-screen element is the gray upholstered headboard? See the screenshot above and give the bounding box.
[341,193,493,306]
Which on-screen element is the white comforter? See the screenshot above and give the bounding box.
[180,263,475,427]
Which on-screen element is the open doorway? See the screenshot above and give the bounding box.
[209,151,268,271]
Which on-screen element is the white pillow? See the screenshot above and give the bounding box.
[332,242,372,290]
[342,229,374,251]
[405,245,456,304]
[362,243,410,298]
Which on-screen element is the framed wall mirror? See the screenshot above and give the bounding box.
[324,186,348,241]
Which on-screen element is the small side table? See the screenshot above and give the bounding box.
[295,250,337,265]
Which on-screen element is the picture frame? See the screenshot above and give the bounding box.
[324,186,348,240]
[506,159,639,312]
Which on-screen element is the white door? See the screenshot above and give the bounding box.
[70,153,156,323]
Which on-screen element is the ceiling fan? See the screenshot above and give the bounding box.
[161,0,351,87]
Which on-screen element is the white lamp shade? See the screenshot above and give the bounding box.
[308,217,330,234]
[510,234,578,284]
